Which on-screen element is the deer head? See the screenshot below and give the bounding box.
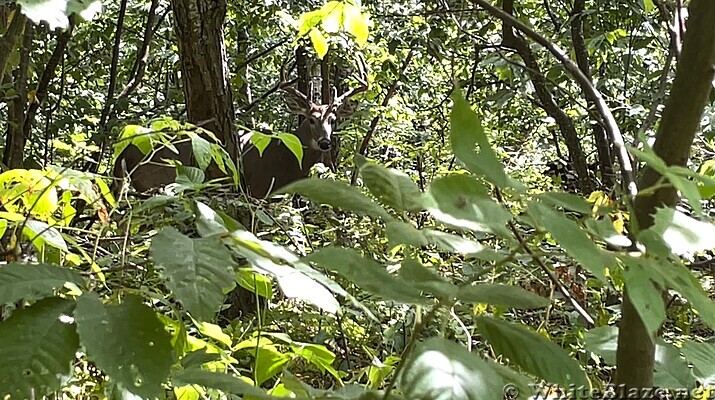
[239,55,368,198]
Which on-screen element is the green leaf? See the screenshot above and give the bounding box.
[528,202,611,282]
[457,284,549,309]
[399,337,505,399]
[621,256,666,336]
[75,294,175,399]
[583,326,618,365]
[309,28,329,59]
[255,346,291,386]
[654,341,694,390]
[536,192,593,214]
[279,178,392,220]
[0,263,84,304]
[386,221,428,247]
[398,258,458,299]
[423,230,486,257]
[681,341,715,386]
[191,135,213,170]
[24,219,68,252]
[476,316,588,387]
[426,174,511,236]
[359,158,425,212]
[151,227,236,321]
[249,132,272,156]
[229,230,340,313]
[194,201,229,237]
[276,133,304,165]
[172,369,268,397]
[304,247,428,305]
[450,88,523,190]
[237,270,273,299]
[0,297,79,399]
[651,259,715,328]
[643,208,715,256]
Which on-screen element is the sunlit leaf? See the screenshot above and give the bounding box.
[309,28,329,59]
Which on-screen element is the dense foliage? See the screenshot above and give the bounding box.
[0,0,714,399]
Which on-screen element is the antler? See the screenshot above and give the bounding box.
[330,53,369,111]
[279,57,310,106]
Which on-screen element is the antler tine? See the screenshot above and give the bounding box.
[333,53,369,106]
[279,58,309,102]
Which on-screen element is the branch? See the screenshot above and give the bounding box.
[350,47,415,185]
[473,0,638,197]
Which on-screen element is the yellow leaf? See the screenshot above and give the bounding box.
[343,3,369,46]
[309,28,329,59]
[321,2,343,33]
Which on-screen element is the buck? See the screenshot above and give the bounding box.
[113,57,368,198]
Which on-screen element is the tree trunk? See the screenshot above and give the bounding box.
[171,0,237,161]
[616,0,715,395]
[2,17,32,168]
[501,0,593,194]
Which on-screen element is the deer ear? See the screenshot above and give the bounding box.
[284,92,311,115]
[335,100,357,118]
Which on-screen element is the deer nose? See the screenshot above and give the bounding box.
[317,138,331,151]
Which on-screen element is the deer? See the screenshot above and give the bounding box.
[112,56,368,199]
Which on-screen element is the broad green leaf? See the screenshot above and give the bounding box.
[457,284,549,309]
[528,202,611,281]
[386,221,428,247]
[621,256,666,336]
[276,133,304,166]
[398,258,457,299]
[151,227,236,321]
[237,270,273,299]
[176,166,205,187]
[75,294,175,399]
[423,230,486,257]
[654,341,694,389]
[359,158,425,212]
[426,174,511,236]
[255,346,291,386]
[682,341,715,386]
[628,256,715,329]
[584,218,632,249]
[297,9,325,37]
[399,337,504,399]
[229,230,340,313]
[309,28,329,59]
[172,369,268,397]
[24,219,68,252]
[249,132,272,157]
[583,326,618,365]
[643,208,715,256]
[343,2,369,45]
[304,247,428,305]
[450,88,523,190]
[487,361,535,400]
[0,297,78,399]
[0,263,84,304]
[476,316,588,387]
[279,178,392,220]
[536,192,593,214]
[194,201,229,237]
[191,135,213,170]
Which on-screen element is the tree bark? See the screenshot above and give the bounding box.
[501,0,593,194]
[616,0,715,394]
[171,0,237,161]
[570,0,614,189]
[2,18,32,168]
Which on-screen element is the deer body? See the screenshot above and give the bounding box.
[113,56,367,198]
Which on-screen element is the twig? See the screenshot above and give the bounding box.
[472,0,638,197]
